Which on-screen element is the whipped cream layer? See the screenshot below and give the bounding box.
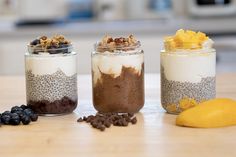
[25,52,77,76]
[161,49,216,83]
[92,51,144,84]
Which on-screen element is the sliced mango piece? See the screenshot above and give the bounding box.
[176,98,236,128]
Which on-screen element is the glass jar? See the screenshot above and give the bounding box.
[161,48,216,114]
[92,42,145,113]
[25,45,78,115]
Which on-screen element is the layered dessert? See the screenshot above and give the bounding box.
[92,35,144,113]
[161,29,216,114]
[25,35,78,115]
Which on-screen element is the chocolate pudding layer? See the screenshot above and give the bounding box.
[92,64,144,113]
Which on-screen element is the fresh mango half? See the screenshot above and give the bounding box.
[176,98,236,128]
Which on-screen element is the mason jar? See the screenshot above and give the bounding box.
[92,42,145,113]
[25,45,78,115]
[161,44,216,114]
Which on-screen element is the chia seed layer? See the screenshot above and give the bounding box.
[161,66,216,113]
[26,70,77,114]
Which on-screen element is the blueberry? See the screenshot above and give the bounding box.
[21,115,31,125]
[10,113,20,125]
[20,105,28,110]
[48,46,59,54]
[15,110,25,119]
[10,118,20,125]
[30,39,40,45]
[30,114,38,122]
[24,109,33,116]
[59,43,69,53]
[11,106,23,113]
[1,114,11,125]
[2,111,11,116]
[11,113,19,119]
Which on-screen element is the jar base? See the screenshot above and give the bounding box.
[38,111,74,117]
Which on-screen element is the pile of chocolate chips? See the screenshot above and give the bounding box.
[77,113,137,131]
[0,105,38,126]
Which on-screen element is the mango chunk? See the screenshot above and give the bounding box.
[176,98,236,128]
[164,29,210,51]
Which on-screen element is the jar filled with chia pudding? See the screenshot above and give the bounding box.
[25,35,78,115]
[161,29,216,114]
[92,35,144,113]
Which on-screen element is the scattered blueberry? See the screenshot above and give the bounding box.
[0,104,38,126]
[30,114,38,122]
[10,113,20,125]
[24,108,33,116]
[2,111,11,116]
[21,115,31,125]
[20,105,28,110]
[11,106,23,113]
[1,114,11,125]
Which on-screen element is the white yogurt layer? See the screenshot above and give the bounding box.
[161,49,216,83]
[25,52,77,76]
[92,51,144,84]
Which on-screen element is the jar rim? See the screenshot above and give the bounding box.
[27,44,73,54]
[94,41,141,53]
[25,51,77,57]
[161,48,216,55]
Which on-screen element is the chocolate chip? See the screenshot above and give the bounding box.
[104,120,111,128]
[77,112,137,131]
[77,117,83,122]
[123,120,128,126]
[83,116,87,121]
[128,113,134,117]
[99,125,106,131]
[131,117,137,124]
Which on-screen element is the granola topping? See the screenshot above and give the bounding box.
[96,35,140,52]
[28,35,72,54]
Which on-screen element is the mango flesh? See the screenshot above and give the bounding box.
[176,98,236,128]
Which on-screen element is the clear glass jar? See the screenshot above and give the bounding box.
[25,45,78,115]
[161,48,216,114]
[91,42,145,113]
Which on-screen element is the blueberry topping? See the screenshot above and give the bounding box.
[30,39,40,46]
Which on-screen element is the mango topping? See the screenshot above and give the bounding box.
[164,29,210,51]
